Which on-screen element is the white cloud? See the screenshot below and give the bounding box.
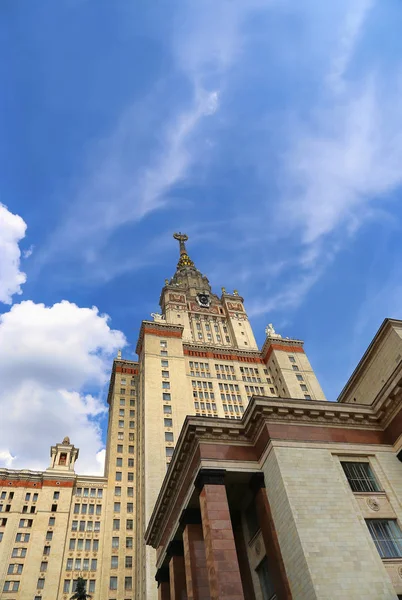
[0,203,27,304]
[0,300,126,474]
[327,0,373,94]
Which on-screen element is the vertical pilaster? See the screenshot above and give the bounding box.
[181,510,211,600]
[250,473,292,600]
[195,469,244,600]
[168,541,188,600]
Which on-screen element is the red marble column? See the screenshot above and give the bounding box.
[157,567,171,600]
[159,581,171,600]
[196,469,245,600]
[182,521,211,600]
[168,541,188,600]
[251,473,293,600]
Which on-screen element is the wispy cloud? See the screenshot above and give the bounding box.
[0,203,27,304]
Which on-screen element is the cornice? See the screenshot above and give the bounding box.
[146,390,402,549]
[338,318,402,402]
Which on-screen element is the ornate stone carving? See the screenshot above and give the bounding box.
[151,313,165,322]
[366,497,380,511]
[62,436,70,445]
[265,323,282,339]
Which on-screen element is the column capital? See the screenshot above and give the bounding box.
[155,566,170,585]
[194,468,226,491]
[249,472,265,494]
[179,507,202,526]
[167,540,184,558]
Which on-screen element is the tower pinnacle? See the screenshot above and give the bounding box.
[173,232,194,268]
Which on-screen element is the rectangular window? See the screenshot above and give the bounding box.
[112,536,119,548]
[53,491,60,500]
[91,559,97,571]
[128,458,134,467]
[125,577,133,590]
[296,374,303,381]
[128,472,134,481]
[3,581,20,592]
[127,503,133,513]
[89,580,96,593]
[113,519,120,530]
[162,370,169,378]
[64,580,70,593]
[162,381,170,389]
[165,432,174,442]
[125,555,133,568]
[85,539,91,551]
[161,359,169,367]
[110,576,118,590]
[116,472,122,481]
[37,578,45,589]
[341,462,380,493]
[126,519,133,530]
[166,447,174,457]
[115,486,121,496]
[111,555,118,568]
[163,393,171,401]
[300,384,307,391]
[288,356,296,363]
[126,537,133,548]
[163,406,172,414]
[367,520,402,558]
[127,487,134,497]
[40,561,47,572]
[128,445,134,453]
[114,502,121,512]
[46,531,52,540]
[116,457,122,467]
[164,418,172,427]
[83,558,89,571]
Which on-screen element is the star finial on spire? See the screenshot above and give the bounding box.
[173,232,194,268]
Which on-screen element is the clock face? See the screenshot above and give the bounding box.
[197,293,210,308]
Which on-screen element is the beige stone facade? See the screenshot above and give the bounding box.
[0,234,327,599]
[145,325,402,598]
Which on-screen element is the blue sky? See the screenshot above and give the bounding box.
[2,0,402,472]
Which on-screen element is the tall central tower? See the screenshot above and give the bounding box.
[105,234,325,599]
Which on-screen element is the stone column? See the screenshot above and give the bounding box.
[168,540,188,600]
[181,509,211,600]
[156,567,171,600]
[250,473,292,600]
[195,469,245,600]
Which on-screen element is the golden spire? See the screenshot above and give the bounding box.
[173,232,194,268]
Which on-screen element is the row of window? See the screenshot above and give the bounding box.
[223,404,245,414]
[111,536,133,548]
[63,579,96,594]
[119,398,135,406]
[73,503,102,515]
[118,408,135,416]
[114,487,134,496]
[110,555,132,568]
[4,579,45,592]
[115,472,134,482]
[66,558,98,571]
[117,431,135,441]
[119,388,136,395]
[71,520,101,532]
[194,402,217,412]
[75,488,103,498]
[69,538,99,551]
[112,519,134,530]
[220,393,242,403]
[113,502,134,513]
[116,444,135,453]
